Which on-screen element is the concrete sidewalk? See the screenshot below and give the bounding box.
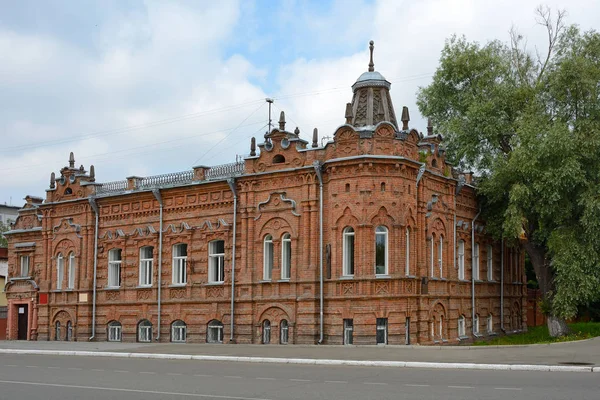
[1,338,599,372]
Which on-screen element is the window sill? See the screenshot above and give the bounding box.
[169,283,187,288]
[259,280,272,283]
[473,333,483,338]
[277,279,291,282]
[458,279,469,283]
[442,339,448,343]
[136,285,153,289]
[339,275,354,280]
[458,335,470,341]
[474,279,484,283]
[205,282,223,286]
[488,280,497,283]
[375,274,390,279]
[488,332,498,336]
[104,286,121,290]
[10,276,32,281]
[406,275,417,279]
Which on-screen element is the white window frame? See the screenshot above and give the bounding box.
[262,320,271,344]
[458,241,465,280]
[343,319,353,345]
[474,314,480,334]
[20,255,30,277]
[281,234,291,280]
[138,320,152,342]
[108,249,122,288]
[209,240,225,283]
[280,319,289,344]
[56,253,64,290]
[438,236,444,278]
[343,227,355,277]
[487,314,493,334]
[108,322,122,342]
[172,244,187,285]
[68,252,75,289]
[207,320,224,343]
[263,235,273,280]
[473,243,480,280]
[458,315,466,337]
[376,318,388,344]
[171,320,187,343]
[375,226,388,276]
[487,244,493,281]
[405,227,411,276]
[139,246,153,287]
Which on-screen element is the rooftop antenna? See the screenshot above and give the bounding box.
[266,98,274,133]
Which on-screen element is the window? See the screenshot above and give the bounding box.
[207,320,224,343]
[487,245,493,281]
[343,319,353,345]
[108,321,122,342]
[487,314,493,334]
[139,246,154,287]
[431,318,436,339]
[458,315,466,337]
[108,249,122,287]
[55,321,61,341]
[345,183,350,192]
[380,182,386,192]
[172,244,187,285]
[474,314,480,334]
[263,235,273,280]
[280,320,289,344]
[262,320,271,344]
[56,253,64,290]
[438,236,443,278]
[138,320,152,342]
[68,252,75,289]
[281,234,291,280]
[171,320,187,343]
[429,235,435,277]
[66,321,73,341]
[458,241,465,280]
[20,255,30,277]
[272,154,285,164]
[343,227,355,276]
[376,318,388,344]
[473,243,480,280]
[375,226,388,275]
[209,240,225,283]
[405,227,411,276]
[439,315,444,339]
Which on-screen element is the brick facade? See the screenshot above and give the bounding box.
[4,46,527,344]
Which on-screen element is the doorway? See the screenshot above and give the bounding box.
[17,305,28,340]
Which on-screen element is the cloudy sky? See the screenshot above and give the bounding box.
[1,0,598,206]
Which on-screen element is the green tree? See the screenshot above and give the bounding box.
[417,7,600,337]
[0,221,8,247]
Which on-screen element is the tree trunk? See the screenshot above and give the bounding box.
[547,314,570,337]
[522,241,569,337]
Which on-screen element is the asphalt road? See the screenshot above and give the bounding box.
[0,354,598,400]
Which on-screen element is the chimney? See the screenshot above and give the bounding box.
[401,106,410,130]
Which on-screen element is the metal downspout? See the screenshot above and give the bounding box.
[500,238,505,332]
[153,189,163,341]
[227,178,238,343]
[88,197,99,341]
[471,207,482,336]
[313,161,324,344]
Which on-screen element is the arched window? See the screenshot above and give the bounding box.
[473,243,480,280]
[55,321,61,341]
[108,249,122,287]
[139,246,154,287]
[487,244,493,281]
[263,235,273,280]
[487,314,493,334]
[64,187,73,195]
[280,320,289,344]
[272,154,285,164]
[68,252,76,289]
[281,234,291,280]
[56,253,64,290]
[345,183,350,192]
[262,320,271,344]
[431,158,438,168]
[66,321,73,341]
[209,240,225,283]
[458,240,465,280]
[474,314,480,334]
[439,315,444,339]
[405,227,411,276]
[172,243,187,285]
[343,227,355,276]
[429,234,435,277]
[380,182,386,192]
[375,226,388,275]
[431,317,436,339]
[171,320,187,343]
[137,320,152,342]
[107,321,122,342]
[207,320,223,343]
[438,235,444,278]
[458,315,466,337]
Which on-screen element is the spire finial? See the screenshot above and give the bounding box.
[312,128,318,148]
[368,40,375,72]
[69,152,75,168]
[427,118,433,135]
[250,137,256,156]
[345,103,353,124]
[279,111,286,130]
[90,165,95,181]
[401,106,410,130]
[50,172,56,189]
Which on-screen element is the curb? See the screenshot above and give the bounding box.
[0,349,597,372]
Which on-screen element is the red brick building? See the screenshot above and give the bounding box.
[4,43,526,344]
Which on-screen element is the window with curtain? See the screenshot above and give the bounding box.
[108,249,122,287]
[139,246,154,287]
[209,240,225,283]
[172,243,187,285]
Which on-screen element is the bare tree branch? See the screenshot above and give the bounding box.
[535,5,567,84]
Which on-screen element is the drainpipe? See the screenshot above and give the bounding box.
[455,175,466,273]
[500,238,505,332]
[313,161,324,344]
[227,178,238,343]
[152,189,163,341]
[471,207,482,335]
[88,197,99,341]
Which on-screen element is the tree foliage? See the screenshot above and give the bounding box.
[0,221,8,247]
[417,8,600,331]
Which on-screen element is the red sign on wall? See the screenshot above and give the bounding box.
[39,293,48,305]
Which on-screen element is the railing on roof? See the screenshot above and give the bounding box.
[138,170,194,190]
[96,179,128,195]
[205,161,245,180]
